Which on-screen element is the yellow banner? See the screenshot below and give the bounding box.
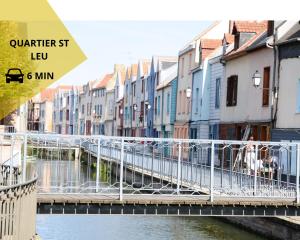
[0,0,86,120]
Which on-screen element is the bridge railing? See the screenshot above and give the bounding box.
[1,133,299,203]
[0,176,37,240]
[0,133,37,240]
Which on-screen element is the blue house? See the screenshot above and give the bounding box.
[146,56,177,137]
[190,39,222,139]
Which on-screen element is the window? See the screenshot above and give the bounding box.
[59,110,63,121]
[132,106,135,121]
[156,72,159,86]
[158,96,161,116]
[262,67,270,106]
[183,90,186,114]
[215,78,221,109]
[297,80,300,113]
[140,101,144,118]
[167,93,170,114]
[141,78,144,93]
[66,110,69,121]
[195,88,199,113]
[226,75,238,106]
[181,57,184,77]
[155,97,157,116]
[234,33,240,50]
[133,83,136,97]
[178,91,182,114]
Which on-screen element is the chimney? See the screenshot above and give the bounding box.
[267,20,274,37]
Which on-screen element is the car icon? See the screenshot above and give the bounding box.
[6,68,24,83]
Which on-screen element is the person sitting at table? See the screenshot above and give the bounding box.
[264,155,279,180]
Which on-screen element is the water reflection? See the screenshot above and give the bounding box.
[34,159,267,240]
[37,215,267,240]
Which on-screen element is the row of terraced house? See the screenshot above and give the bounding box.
[23,20,300,145]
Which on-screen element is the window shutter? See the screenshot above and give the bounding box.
[263,67,270,106]
[226,77,232,106]
[233,76,238,106]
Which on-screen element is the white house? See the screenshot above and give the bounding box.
[220,21,273,141]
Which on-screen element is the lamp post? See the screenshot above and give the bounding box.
[186,87,192,99]
[119,107,123,136]
[132,103,151,137]
[252,70,261,88]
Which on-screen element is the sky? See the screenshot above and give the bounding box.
[52,21,212,86]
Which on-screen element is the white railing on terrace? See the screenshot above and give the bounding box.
[1,132,300,204]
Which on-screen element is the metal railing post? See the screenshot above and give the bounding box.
[210,141,215,202]
[9,135,14,185]
[96,138,101,193]
[23,134,28,183]
[254,144,258,196]
[119,138,124,201]
[296,143,300,204]
[177,141,182,195]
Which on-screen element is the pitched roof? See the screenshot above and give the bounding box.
[224,21,268,60]
[40,88,56,102]
[126,67,132,80]
[224,30,267,60]
[201,39,222,49]
[94,73,113,89]
[179,21,220,52]
[232,21,268,33]
[56,85,73,91]
[224,33,234,44]
[142,61,151,75]
[119,68,126,84]
[130,64,138,77]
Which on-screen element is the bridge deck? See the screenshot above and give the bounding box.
[37,193,299,206]
[37,194,300,216]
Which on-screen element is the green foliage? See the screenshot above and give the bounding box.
[0,21,37,120]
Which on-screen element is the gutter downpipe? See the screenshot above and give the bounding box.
[271,21,286,131]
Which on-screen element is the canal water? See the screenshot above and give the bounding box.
[33,159,267,240]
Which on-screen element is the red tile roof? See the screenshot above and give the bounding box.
[40,88,56,102]
[224,30,267,60]
[131,64,138,77]
[201,39,222,49]
[142,61,150,75]
[200,39,222,61]
[224,21,268,60]
[126,67,132,79]
[94,73,113,89]
[232,21,268,34]
[224,33,234,44]
[56,85,73,91]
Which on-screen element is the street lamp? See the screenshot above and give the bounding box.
[119,108,123,115]
[252,70,261,88]
[186,87,192,99]
[145,102,151,110]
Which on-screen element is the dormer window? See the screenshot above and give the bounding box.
[234,33,240,50]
